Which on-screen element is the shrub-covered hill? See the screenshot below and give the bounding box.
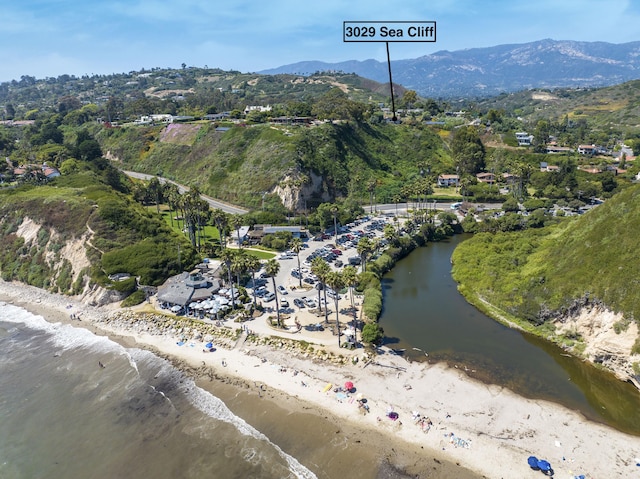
[96,121,453,210]
[452,184,640,326]
[0,170,198,297]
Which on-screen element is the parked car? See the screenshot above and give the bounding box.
[293,298,305,308]
[277,285,288,295]
[326,288,341,300]
[263,292,276,302]
[279,299,289,308]
[304,297,318,308]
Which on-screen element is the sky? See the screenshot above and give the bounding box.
[2,0,640,82]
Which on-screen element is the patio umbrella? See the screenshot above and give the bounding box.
[170,305,181,313]
[344,381,354,391]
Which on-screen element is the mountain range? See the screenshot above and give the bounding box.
[260,39,640,98]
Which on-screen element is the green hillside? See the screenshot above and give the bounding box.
[96,120,453,209]
[0,168,198,293]
[452,184,640,333]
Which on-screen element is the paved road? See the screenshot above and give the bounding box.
[122,170,248,215]
[363,201,502,215]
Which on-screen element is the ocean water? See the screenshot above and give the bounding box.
[0,302,317,479]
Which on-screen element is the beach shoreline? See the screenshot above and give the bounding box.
[2,279,639,479]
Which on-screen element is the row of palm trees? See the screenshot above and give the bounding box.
[132,178,245,253]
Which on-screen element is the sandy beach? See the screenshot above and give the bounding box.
[2,278,639,479]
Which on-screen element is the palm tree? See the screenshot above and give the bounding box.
[325,270,345,347]
[165,183,180,228]
[231,213,244,249]
[392,194,401,217]
[330,204,339,243]
[211,209,229,251]
[244,254,261,306]
[356,236,373,273]
[367,179,377,213]
[289,237,304,288]
[220,248,236,311]
[383,223,397,246]
[265,259,281,327]
[341,265,359,343]
[231,250,247,289]
[147,177,163,214]
[311,257,330,323]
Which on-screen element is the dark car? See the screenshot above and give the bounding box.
[293,298,305,308]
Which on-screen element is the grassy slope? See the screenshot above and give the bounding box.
[97,121,453,209]
[452,184,640,327]
[477,79,640,127]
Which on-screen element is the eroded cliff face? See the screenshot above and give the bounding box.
[9,217,119,306]
[555,306,640,388]
[273,171,332,211]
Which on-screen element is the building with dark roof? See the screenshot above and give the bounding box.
[157,271,220,307]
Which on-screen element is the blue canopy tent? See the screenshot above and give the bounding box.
[537,459,552,473]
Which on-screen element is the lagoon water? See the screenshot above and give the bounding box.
[0,303,316,479]
[380,234,640,435]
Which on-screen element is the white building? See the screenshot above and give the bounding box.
[516,132,534,146]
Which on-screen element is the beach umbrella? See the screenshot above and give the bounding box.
[344,381,354,391]
[536,459,551,472]
[527,456,539,469]
[205,342,213,348]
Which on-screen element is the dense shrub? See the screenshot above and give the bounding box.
[361,322,384,345]
[109,276,137,294]
[121,289,146,307]
[362,287,382,321]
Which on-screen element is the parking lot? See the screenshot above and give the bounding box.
[245,215,399,320]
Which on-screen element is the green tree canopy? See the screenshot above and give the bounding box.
[451,126,486,175]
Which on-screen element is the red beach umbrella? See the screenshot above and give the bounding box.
[344,381,354,391]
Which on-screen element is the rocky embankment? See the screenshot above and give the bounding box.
[553,302,640,388]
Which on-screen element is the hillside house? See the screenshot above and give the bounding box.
[42,166,61,179]
[244,105,272,115]
[437,174,460,187]
[578,144,597,156]
[476,172,495,184]
[578,144,609,156]
[545,143,573,154]
[502,173,519,185]
[540,162,559,172]
[516,132,534,146]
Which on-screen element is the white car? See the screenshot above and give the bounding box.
[304,297,318,308]
[277,285,288,295]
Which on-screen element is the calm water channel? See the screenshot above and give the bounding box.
[379,233,640,436]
